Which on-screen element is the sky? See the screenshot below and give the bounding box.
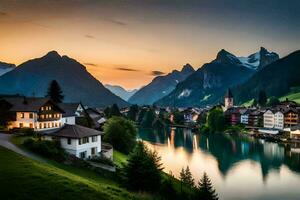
[0,0,299,90]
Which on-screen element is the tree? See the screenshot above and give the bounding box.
[110,104,121,117]
[127,104,139,121]
[197,112,207,125]
[196,172,218,200]
[160,177,178,200]
[122,141,163,192]
[0,99,12,128]
[46,80,64,103]
[173,110,185,125]
[141,109,156,128]
[267,96,280,107]
[258,90,267,107]
[103,117,137,154]
[180,166,194,188]
[251,99,258,107]
[207,108,225,133]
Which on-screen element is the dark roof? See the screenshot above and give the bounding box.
[225,89,233,98]
[50,124,102,139]
[2,96,64,112]
[58,103,81,117]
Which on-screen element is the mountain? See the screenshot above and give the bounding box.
[105,84,138,101]
[236,47,279,70]
[155,48,279,107]
[0,51,129,107]
[0,61,15,76]
[128,64,195,105]
[234,50,300,104]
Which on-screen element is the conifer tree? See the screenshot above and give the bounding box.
[46,80,64,103]
[180,166,194,188]
[197,172,218,200]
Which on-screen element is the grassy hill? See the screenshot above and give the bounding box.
[0,146,150,200]
[279,92,300,104]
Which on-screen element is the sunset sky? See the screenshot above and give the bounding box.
[0,0,299,89]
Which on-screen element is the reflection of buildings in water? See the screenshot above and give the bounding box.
[193,134,199,151]
[241,142,250,156]
[168,129,175,149]
[263,142,285,160]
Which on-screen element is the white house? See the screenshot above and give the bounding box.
[240,109,250,125]
[264,110,275,129]
[58,102,85,125]
[263,109,284,130]
[3,96,65,131]
[44,124,102,159]
[274,111,284,130]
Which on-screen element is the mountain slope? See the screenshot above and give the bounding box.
[155,48,278,107]
[0,61,15,76]
[128,64,195,105]
[234,50,300,104]
[0,51,128,107]
[105,84,138,101]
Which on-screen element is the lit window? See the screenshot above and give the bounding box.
[20,113,24,118]
[29,113,33,119]
[19,123,23,128]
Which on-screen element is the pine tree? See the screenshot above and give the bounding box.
[110,104,121,117]
[122,141,162,192]
[46,80,64,103]
[180,166,194,188]
[127,104,139,121]
[197,172,218,200]
[258,90,267,107]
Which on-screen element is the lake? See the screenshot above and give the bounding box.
[138,128,300,200]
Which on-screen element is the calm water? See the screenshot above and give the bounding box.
[138,128,300,200]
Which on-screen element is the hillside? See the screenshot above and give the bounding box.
[128,64,195,105]
[105,84,138,101]
[0,61,15,76]
[155,49,270,107]
[0,146,149,200]
[235,50,300,104]
[0,51,128,107]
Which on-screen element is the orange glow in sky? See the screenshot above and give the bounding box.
[0,0,299,89]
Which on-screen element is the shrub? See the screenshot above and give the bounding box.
[89,155,114,167]
[103,117,137,154]
[23,138,65,161]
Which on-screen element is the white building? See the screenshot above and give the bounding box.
[58,103,85,125]
[264,110,275,129]
[263,109,284,130]
[240,109,250,125]
[44,124,102,159]
[4,97,65,131]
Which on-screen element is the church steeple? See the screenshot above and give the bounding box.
[224,89,233,110]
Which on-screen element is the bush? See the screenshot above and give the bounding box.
[89,155,114,166]
[103,117,137,154]
[23,138,65,161]
[13,128,35,136]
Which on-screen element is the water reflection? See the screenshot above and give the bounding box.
[138,128,300,200]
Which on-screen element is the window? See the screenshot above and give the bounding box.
[20,113,24,118]
[67,138,71,145]
[39,123,42,129]
[19,123,23,128]
[48,123,50,128]
[92,136,98,142]
[44,123,47,128]
[41,107,44,111]
[49,106,52,110]
[40,114,44,119]
[91,147,97,155]
[29,113,33,119]
[79,137,89,145]
[29,123,33,128]
[79,151,87,159]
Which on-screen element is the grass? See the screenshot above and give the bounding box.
[242,98,254,107]
[2,137,152,200]
[113,150,128,167]
[279,92,300,104]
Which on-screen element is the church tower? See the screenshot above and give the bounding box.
[224,89,233,110]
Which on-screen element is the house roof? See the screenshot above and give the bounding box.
[58,103,81,117]
[2,96,64,113]
[50,124,102,139]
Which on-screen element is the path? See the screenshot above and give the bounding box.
[0,133,48,163]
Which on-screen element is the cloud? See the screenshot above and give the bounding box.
[84,62,97,67]
[0,11,7,16]
[115,67,140,72]
[150,70,165,76]
[85,34,95,39]
[106,19,127,26]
